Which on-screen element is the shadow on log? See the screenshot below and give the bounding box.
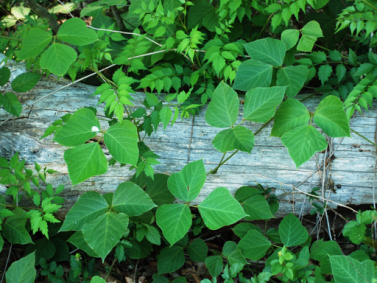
[1,56,376,217]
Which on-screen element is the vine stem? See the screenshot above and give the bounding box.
[362,0,377,12]
[350,128,377,147]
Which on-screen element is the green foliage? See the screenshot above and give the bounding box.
[6,252,36,283]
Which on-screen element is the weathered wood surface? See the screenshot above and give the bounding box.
[1,57,376,217]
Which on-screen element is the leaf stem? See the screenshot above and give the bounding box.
[350,128,377,147]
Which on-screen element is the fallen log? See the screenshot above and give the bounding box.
[1,56,376,217]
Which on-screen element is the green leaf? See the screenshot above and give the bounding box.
[146,174,175,206]
[125,239,152,259]
[297,35,317,52]
[25,238,55,263]
[83,212,129,262]
[17,28,52,60]
[104,121,139,166]
[64,143,108,185]
[281,29,300,50]
[235,186,262,203]
[279,213,308,247]
[329,256,375,283]
[301,20,323,37]
[243,195,274,221]
[198,187,246,230]
[314,95,351,137]
[281,125,328,168]
[343,221,366,244]
[244,86,285,123]
[188,239,208,262]
[205,82,239,128]
[205,256,223,277]
[11,72,41,93]
[212,126,255,153]
[167,159,206,202]
[311,240,342,262]
[0,67,10,86]
[90,276,107,283]
[53,108,100,146]
[244,38,286,67]
[3,208,32,244]
[233,222,263,238]
[60,191,108,231]
[81,2,106,17]
[307,0,329,9]
[233,59,273,91]
[156,204,192,246]
[277,65,309,98]
[40,43,77,76]
[228,249,248,267]
[237,230,271,260]
[112,181,156,216]
[67,231,100,257]
[2,92,22,117]
[145,225,161,245]
[157,246,185,274]
[271,99,310,137]
[6,252,36,283]
[159,107,173,130]
[187,0,218,32]
[58,18,98,46]
[318,65,333,85]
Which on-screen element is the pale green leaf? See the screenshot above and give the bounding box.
[237,230,271,260]
[244,86,285,122]
[198,187,246,230]
[58,18,98,46]
[243,195,273,221]
[83,212,129,261]
[113,181,156,217]
[281,125,328,168]
[205,82,239,128]
[301,20,323,37]
[6,252,36,283]
[279,213,308,247]
[205,256,223,277]
[212,126,255,153]
[329,256,375,283]
[314,95,351,137]
[297,35,317,52]
[17,28,52,60]
[159,107,172,130]
[157,246,185,274]
[281,29,300,50]
[40,43,77,76]
[104,121,139,166]
[318,65,333,85]
[60,191,108,231]
[233,59,273,91]
[54,108,100,146]
[67,231,100,257]
[156,204,192,246]
[244,37,286,66]
[90,276,107,283]
[277,65,309,98]
[271,99,310,137]
[11,72,41,93]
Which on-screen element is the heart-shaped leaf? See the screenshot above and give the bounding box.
[54,108,101,147]
[11,72,41,93]
[205,82,239,128]
[112,181,156,217]
[237,230,271,260]
[314,95,351,137]
[271,99,310,137]
[198,187,246,230]
[279,213,308,247]
[243,195,274,221]
[104,121,139,166]
[83,212,129,262]
[233,59,273,91]
[212,126,255,153]
[330,256,375,283]
[281,125,328,168]
[244,37,286,67]
[205,256,223,277]
[244,86,286,123]
[146,174,175,206]
[64,143,108,185]
[17,28,52,60]
[156,204,192,246]
[281,29,299,50]
[157,246,185,275]
[5,252,36,283]
[58,18,98,46]
[167,159,206,202]
[40,43,77,76]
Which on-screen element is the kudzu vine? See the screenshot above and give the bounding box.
[1,0,377,282]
